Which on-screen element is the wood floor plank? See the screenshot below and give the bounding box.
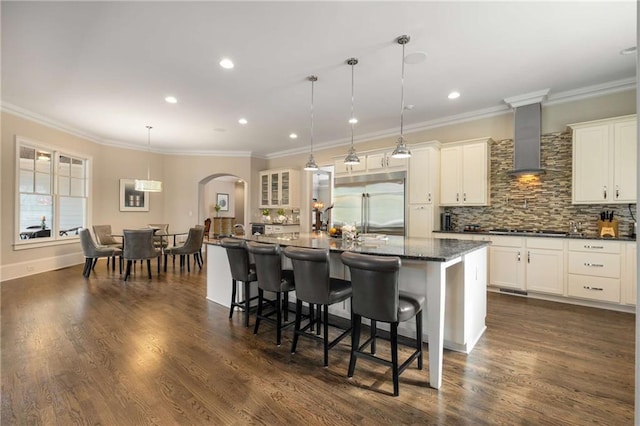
[1,259,634,424]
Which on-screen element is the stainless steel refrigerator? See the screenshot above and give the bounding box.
[332,171,405,235]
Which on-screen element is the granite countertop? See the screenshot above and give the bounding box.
[250,222,301,226]
[433,230,636,242]
[207,232,489,262]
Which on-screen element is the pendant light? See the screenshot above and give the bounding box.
[304,75,319,171]
[391,34,412,159]
[134,125,163,192]
[343,58,360,165]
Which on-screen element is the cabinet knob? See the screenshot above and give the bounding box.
[427,192,431,202]
[584,262,604,268]
[615,185,620,199]
[603,185,607,199]
[517,251,521,262]
[583,285,604,291]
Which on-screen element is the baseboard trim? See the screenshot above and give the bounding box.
[1,252,84,282]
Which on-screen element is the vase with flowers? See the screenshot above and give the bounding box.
[276,208,287,224]
[214,204,221,217]
[262,208,271,223]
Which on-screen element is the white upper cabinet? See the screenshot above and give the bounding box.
[334,158,366,175]
[570,115,637,204]
[408,144,440,205]
[259,168,300,208]
[440,138,491,206]
[366,152,407,172]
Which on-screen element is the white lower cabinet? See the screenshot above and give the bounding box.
[407,204,434,238]
[524,238,565,295]
[567,240,621,303]
[489,237,525,291]
[622,242,636,305]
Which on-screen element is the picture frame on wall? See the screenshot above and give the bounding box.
[216,193,229,211]
[119,179,149,212]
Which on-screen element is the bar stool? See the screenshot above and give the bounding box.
[246,241,295,346]
[220,238,258,327]
[283,246,352,367]
[341,251,424,397]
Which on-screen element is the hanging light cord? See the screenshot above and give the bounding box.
[146,125,152,180]
[400,39,406,139]
[350,60,355,145]
[310,76,316,155]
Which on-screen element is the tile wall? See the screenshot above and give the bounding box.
[445,131,637,237]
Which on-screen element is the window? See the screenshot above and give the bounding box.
[16,137,90,245]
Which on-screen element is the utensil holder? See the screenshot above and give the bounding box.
[597,219,618,238]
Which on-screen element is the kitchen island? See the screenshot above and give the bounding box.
[205,233,489,389]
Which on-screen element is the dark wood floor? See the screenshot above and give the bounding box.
[1,259,635,425]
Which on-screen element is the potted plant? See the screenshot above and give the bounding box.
[214,204,221,217]
[277,208,287,223]
[262,208,271,223]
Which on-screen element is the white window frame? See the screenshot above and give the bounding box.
[14,136,92,249]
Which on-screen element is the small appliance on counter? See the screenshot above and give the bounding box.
[441,213,452,231]
[463,224,481,232]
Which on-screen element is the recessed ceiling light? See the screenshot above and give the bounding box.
[219,58,234,69]
[448,91,461,99]
[165,96,178,104]
[238,118,248,125]
[404,51,427,64]
[289,133,298,139]
[620,46,637,55]
[348,117,358,124]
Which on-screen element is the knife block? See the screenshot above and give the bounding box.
[598,219,618,238]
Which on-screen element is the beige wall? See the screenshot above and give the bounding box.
[1,89,635,279]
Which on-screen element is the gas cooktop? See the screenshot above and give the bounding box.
[489,229,568,237]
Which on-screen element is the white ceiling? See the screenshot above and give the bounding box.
[1,1,636,157]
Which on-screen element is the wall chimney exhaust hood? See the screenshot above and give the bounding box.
[504,89,550,176]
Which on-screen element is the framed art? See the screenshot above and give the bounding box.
[119,179,149,212]
[216,193,229,211]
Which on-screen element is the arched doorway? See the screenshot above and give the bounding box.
[198,174,247,235]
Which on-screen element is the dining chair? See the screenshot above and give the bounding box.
[122,229,161,281]
[163,226,205,272]
[79,228,122,277]
[93,225,123,270]
[340,251,424,397]
[149,223,169,249]
[283,246,352,367]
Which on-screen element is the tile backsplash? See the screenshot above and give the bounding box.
[445,131,637,237]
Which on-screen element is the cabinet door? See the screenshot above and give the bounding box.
[623,243,636,305]
[409,148,437,204]
[270,172,279,206]
[281,171,290,206]
[387,154,408,170]
[572,125,610,203]
[526,248,564,295]
[440,146,461,205]
[490,245,525,290]
[407,204,433,238]
[334,159,350,175]
[260,173,270,207]
[462,143,488,205]
[613,120,637,203]
[366,153,386,171]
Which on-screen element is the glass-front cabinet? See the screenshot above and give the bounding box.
[259,168,299,208]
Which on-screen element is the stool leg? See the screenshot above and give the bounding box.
[391,322,399,397]
[253,289,263,336]
[243,280,250,327]
[371,320,377,355]
[229,279,237,320]
[275,291,282,346]
[323,305,330,367]
[291,299,302,354]
[416,310,423,370]
[283,292,289,321]
[348,314,361,377]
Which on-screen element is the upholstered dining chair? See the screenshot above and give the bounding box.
[93,224,123,270]
[122,229,161,281]
[163,226,205,272]
[283,246,352,367]
[246,241,295,346]
[79,228,122,277]
[149,223,169,249]
[340,251,424,397]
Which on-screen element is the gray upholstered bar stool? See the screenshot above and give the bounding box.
[283,246,352,367]
[246,241,295,346]
[220,238,258,327]
[340,251,424,397]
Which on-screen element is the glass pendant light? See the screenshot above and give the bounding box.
[304,75,319,171]
[391,34,412,159]
[344,58,360,165]
[134,125,163,192]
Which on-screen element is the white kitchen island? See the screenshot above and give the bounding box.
[206,233,489,389]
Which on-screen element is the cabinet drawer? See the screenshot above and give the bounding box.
[526,237,564,250]
[568,240,621,254]
[568,252,620,278]
[490,236,524,247]
[568,274,620,303]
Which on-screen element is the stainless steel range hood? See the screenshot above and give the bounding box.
[504,89,550,176]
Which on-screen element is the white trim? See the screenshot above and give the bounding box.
[0,251,84,282]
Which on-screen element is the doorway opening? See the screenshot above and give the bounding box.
[198,174,247,236]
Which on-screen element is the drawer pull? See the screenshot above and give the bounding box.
[583,285,604,291]
[583,245,604,249]
[583,262,604,267]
